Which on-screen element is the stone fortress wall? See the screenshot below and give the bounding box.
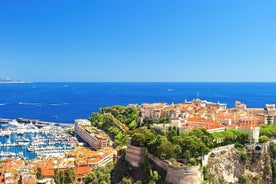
[125,141,201,184]
[125,142,147,167]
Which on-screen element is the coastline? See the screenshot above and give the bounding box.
[0,118,73,128]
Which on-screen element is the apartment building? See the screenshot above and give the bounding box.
[74,119,110,150]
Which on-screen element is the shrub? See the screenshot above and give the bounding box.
[259,135,269,143]
[210,152,215,158]
[234,142,244,149]
[240,151,247,162]
[239,174,250,184]
[188,158,197,166]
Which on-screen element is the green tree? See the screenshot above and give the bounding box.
[36,167,43,180]
[203,166,210,181]
[167,129,177,142]
[180,135,209,159]
[84,172,98,184]
[129,120,137,130]
[157,141,177,159]
[121,177,132,184]
[260,124,276,137]
[190,128,214,148]
[54,169,61,184]
[240,151,247,162]
[131,128,157,147]
[84,163,113,184]
[259,135,269,143]
[151,170,160,182]
[239,174,250,184]
[59,171,65,184]
[64,168,75,184]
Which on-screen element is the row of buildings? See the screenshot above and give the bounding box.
[131,99,276,143]
[0,147,117,184]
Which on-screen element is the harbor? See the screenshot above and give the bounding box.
[0,118,75,160]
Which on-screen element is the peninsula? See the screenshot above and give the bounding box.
[0,77,26,83]
[1,99,276,184]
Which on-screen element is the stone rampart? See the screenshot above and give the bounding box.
[165,165,201,184]
[148,153,201,184]
[148,153,169,171]
[125,143,201,183]
[125,143,146,167]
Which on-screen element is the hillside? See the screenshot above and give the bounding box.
[205,145,272,184]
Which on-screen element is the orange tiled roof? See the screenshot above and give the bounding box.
[4,158,16,162]
[23,177,36,184]
[33,159,55,177]
[74,166,91,175]
[183,117,221,130]
[187,117,217,123]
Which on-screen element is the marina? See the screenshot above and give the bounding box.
[0,119,75,160]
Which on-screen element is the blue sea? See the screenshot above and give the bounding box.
[1,82,276,124]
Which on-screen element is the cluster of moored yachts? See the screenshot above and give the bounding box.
[0,120,74,158]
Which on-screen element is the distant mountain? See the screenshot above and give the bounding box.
[0,77,26,83]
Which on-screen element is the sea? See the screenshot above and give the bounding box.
[1,82,276,124]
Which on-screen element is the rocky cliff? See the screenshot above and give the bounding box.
[206,144,272,184]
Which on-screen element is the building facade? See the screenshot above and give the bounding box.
[74,119,110,150]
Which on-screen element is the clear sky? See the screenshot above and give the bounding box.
[0,0,275,82]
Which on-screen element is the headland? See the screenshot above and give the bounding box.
[1,98,276,183]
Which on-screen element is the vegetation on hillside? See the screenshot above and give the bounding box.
[130,127,248,161]
[212,129,249,147]
[84,163,114,184]
[89,106,140,148]
[260,124,276,137]
[102,106,141,130]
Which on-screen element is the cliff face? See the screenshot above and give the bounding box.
[206,145,272,184]
[125,142,274,184]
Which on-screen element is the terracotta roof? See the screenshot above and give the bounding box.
[33,160,55,177]
[23,177,36,184]
[4,158,16,162]
[74,166,91,175]
[187,117,218,124]
[183,117,221,130]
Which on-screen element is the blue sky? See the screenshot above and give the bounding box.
[0,0,275,82]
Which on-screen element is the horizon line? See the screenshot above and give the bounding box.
[15,81,276,83]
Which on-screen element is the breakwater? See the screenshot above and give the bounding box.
[0,118,73,128]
